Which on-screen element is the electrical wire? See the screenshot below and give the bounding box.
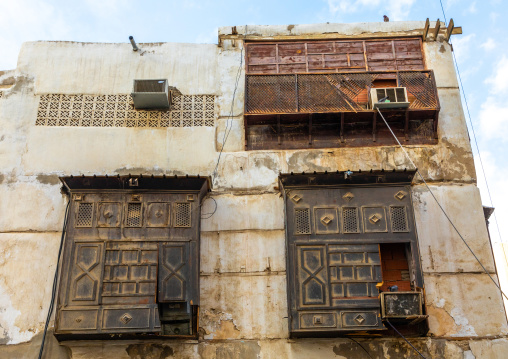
[212,45,244,181]
[38,199,70,359]
[436,1,504,246]
[348,337,374,359]
[376,108,508,301]
[451,51,504,244]
[385,319,427,359]
[201,196,218,219]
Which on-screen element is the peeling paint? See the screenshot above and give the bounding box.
[0,284,36,345]
[201,309,241,340]
[450,307,477,336]
[125,344,174,359]
[35,174,61,186]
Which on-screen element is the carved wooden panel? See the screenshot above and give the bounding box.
[329,244,381,302]
[147,202,170,227]
[158,242,190,302]
[102,242,158,304]
[56,179,209,338]
[97,202,122,227]
[66,242,103,306]
[58,309,99,331]
[284,182,423,335]
[314,207,339,234]
[362,207,387,233]
[296,245,329,307]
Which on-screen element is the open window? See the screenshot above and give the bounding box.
[55,175,210,340]
[279,170,428,337]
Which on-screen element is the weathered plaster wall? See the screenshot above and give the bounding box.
[0,21,506,359]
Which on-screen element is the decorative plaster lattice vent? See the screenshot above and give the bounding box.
[36,94,216,127]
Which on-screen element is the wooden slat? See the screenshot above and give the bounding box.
[307,42,334,53]
[445,18,454,41]
[246,38,424,74]
[432,20,441,41]
[423,18,430,40]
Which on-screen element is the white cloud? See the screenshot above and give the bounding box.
[481,38,497,51]
[196,27,218,44]
[452,34,475,64]
[466,1,477,13]
[474,150,508,244]
[327,0,414,21]
[485,55,508,93]
[327,0,380,15]
[83,0,124,19]
[390,0,416,21]
[0,0,71,69]
[478,96,508,141]
[446,0,460,8]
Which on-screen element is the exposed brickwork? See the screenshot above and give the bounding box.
[380,243,411,292]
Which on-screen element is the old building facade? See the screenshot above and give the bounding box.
[0,21,507,358]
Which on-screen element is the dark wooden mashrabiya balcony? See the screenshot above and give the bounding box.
[244,71,440,150]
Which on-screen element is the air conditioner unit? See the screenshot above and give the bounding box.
[131,79,171,109]
[370,87,410,109]
[380,292,427,324]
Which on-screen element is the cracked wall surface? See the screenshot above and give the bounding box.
[0,21,507,359]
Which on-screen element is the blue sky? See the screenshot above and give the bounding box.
[0,0,507,243]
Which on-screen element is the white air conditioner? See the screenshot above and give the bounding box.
[131,79,171,110]
[370,87,410,109]
[380,291,428,325]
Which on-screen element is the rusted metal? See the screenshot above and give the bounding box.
[55,176,209,340]
[380,292,427,323]
[279,171,427,337]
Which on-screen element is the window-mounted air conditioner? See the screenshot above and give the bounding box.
[380,291,428,325]
[370,87,410,109]
[131,79,171,109]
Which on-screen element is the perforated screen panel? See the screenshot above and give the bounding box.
[76,203,93,227]
[295,208,311,235]
[175,203,191,228]
[390,206,409,232]
[342,207,359,233]
[126,203,142,227]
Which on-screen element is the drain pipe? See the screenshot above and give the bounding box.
[129,36,139,51]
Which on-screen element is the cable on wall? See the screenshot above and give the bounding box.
[376,108,508,301]
[348,337,375,359]
[200,196,217,219]
[212,45,244,181]
[437,0,504,245]
[385,320,428,359]
[38,199,70,359]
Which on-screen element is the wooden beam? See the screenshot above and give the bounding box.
[423,18,430,41]
[372,112,377,142]
[309,114,312,145]
[404,109,409,141]
[340,113,345,143]
[434,112,439,139]
[445,18,454,41]
[432,19,441,41]
[277,115,281,145]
